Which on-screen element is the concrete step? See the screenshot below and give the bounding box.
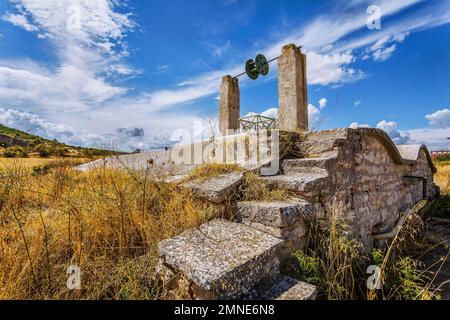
[158,219,285,300]
[304,129,348,142]
[180,172,243,203]
[296,139,338,156]
[282,156,336,175]
[257,274,317,300]
[259,172,329,193]
[237,199,314,240]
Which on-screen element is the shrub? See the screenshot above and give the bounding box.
[3,146,28,158]
[288,251,323,288]
[54,146,69,157]
[434,154,450,162]
[391,257,434,300]
[3,149,17,158]
[35,144,52,157]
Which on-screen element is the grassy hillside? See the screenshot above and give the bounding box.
[0,124,122,158]
[0,124,42,141]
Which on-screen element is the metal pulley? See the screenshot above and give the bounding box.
[233,45,302,80]
[245,54,269,80]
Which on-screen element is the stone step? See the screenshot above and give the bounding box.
[257,274,317,300]
[158,219,285,300]
[282,156,336,175]
[258,172,329,193]
[296,139,338,156]
[180,172,243,203]
[237,199,314,240]
[305,129,348,142]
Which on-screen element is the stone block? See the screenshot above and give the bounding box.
[258,274,317,300]
[158,219,284,299]
[237,199,314,228]
[181,172,243,203]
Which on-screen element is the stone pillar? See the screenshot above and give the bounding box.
[219,75,240,136]
[278,44,308,131]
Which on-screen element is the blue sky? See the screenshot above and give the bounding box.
[0,0,449,151]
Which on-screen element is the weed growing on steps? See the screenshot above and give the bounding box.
[238,172,293,202]
[287,200,439,300]
[183,163,243,182]
[285,202,366,300]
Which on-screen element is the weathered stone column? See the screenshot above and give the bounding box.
[219,75,240,136]
[278,44,308,131]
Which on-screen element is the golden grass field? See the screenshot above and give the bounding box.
[435,161,450,194]
[0,159,225,299]
[0,157,447,300]
[0,157,92,174]
[0,157,61,169]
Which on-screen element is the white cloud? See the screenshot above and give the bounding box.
[308,104,321,128]
[372,44,397,61]
[349,120,449,150]
[2,13,38,32]
[0,107,75,139]
[318,98,327,109]
[425,108,450,128]
[0,0,135,112]
[307,51,363,85]
[261,107,278,119]
[404,128,450,151]
[349,122,370,129]
[376,120,411,144]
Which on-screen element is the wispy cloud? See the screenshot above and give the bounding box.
[0,0,134,113]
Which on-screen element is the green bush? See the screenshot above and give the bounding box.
[2,146,28,158]
[288,251,323,288]
[434,154,450,162]
[3,149,17,158]
[54,146,69,157]
[32,164,51,176]
[391,257,434,300]
[35,144,52,157]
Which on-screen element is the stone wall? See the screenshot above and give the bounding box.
[298,128,436,250]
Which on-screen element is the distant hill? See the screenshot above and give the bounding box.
[0,124,122,158]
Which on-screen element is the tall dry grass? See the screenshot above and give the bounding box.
[287,198,438,300]
[0,159,224,299]
[435,162,450,194]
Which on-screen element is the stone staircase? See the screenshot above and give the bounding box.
[157,132,345,300]
[158,219,317,300]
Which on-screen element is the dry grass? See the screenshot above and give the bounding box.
[239,172,292,202]
[287,199,438,300]
[184,163,243,182]
[435,162,450,195]
[0,157,92,174]
[0,161,223,299]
